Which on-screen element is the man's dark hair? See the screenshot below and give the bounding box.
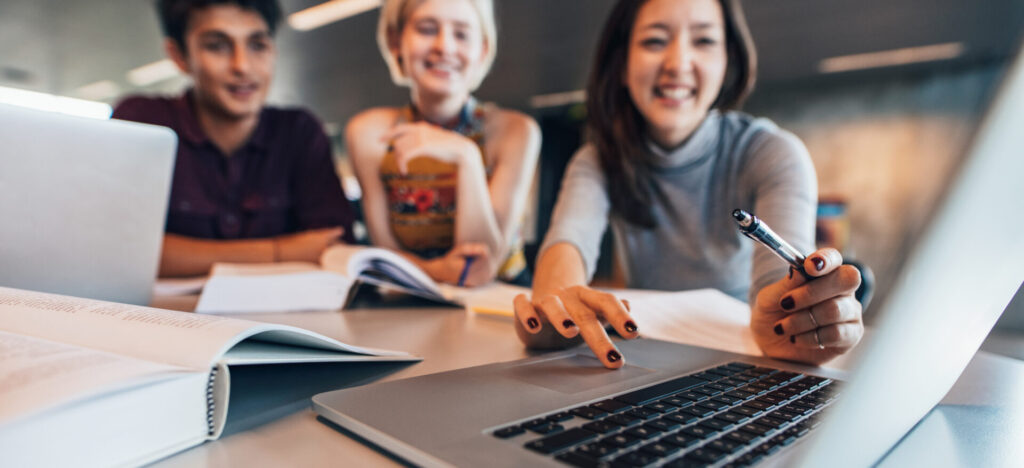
[157,0,284,51]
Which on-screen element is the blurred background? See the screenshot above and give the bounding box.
[1,0,1023,326]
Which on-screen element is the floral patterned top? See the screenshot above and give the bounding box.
[379,98,526,281]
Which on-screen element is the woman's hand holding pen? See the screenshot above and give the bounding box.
[751,247,863,365]
[513,286,640,369]
[424,242,491,287]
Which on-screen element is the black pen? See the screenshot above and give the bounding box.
[732,209,812,280]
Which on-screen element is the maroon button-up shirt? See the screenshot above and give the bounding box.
[113,91,355,243]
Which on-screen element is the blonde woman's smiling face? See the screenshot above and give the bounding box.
[397,0,487,99]
[625,0,728,148]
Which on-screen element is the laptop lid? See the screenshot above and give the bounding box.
[0,103,176,305]
[797,43,1024,467]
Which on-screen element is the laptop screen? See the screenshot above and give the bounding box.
[799,43,1024,467]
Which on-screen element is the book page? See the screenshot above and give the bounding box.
[0,286,261,370]
[321,245,444,299]
[609,288,764,356]
[195,271,353,313]
[0,331,188,426]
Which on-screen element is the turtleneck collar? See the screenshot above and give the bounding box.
[645,110,721,171]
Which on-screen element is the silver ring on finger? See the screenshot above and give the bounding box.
[807,309,819,328]
[814,328,825,349]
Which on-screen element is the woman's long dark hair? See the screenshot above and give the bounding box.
[585,0,757,228]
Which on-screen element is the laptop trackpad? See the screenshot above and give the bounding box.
[508,353,656,394]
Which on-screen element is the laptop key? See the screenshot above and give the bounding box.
[700,418,734,431]
[647,417,681,432]
[661,432,701,448]
[706,437,744,454]
[681,424,718,439]
[522,418,548,428]
[582,420,620,435]
[697,400,728,411]
[715,411,749,425]
[614,376,704,406]
[663,411,699,425]
[528,422,564,434]
[685,447,729,463]
[738,421,774,437]
[640,440,682,457]
[601,433,642,448]
[644,402,675,413]
[493,425,525,438]
[731,405,762,418]
[726,362,756,370]
[606,413,643,427]
[713,394,743,405]
[524,428,596,454]
[724,429,759,445]
[660,396,694,408]
[677,391,709,402]
[555,451,600,468]
[571,406,608,420]
[547,412,574,422]
[592,399,633,414]
[626,426,661,440]
[613,449,660,467]
[625,407,660,420]
[682,405,715,418]
[577,442,619,460]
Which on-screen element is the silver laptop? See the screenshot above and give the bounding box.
[313,43,1024,468]
[0,104,176,305]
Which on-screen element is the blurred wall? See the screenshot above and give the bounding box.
[746,63,1005,317]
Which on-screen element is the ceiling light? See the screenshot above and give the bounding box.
[76,80,121,101]
[288,0,382,31]
[0,86,112,119]
[127,59,180,87]
[530,89,585,109]
[819,42,965,74]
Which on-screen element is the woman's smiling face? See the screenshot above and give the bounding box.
[397,0,488,99]
[625,0,728,148]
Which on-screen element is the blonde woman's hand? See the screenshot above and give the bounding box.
[424,242,492,286]
[513,286,639,369]
[751,248,863,365]
[381,122,479,174]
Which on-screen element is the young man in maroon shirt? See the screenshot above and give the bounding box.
[114,0,355,277]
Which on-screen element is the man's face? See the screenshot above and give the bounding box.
[168,4,275,121]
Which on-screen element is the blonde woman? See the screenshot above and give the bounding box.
[347,0,540,286]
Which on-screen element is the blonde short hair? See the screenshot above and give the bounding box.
[376,0,497,90]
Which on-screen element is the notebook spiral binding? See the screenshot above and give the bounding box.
[205,366,219,436]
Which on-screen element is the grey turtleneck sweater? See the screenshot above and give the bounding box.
[540,110,817,304]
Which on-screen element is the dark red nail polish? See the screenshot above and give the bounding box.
[527,317,539,329]
[562,319,576,329]
[781,296,795,310]
[788,267,795,280]
[774,324,784,335]
[790,335,796,344]
[812,257,825,271]
[624,321,637,333]
[607,350,621,362]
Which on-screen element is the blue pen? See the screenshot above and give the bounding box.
[457,256,475,287]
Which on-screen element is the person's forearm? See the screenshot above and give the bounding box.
[158,234,274,278]
[453,142,505,274]
[533,242,588,295]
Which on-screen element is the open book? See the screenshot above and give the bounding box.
[0,286,420,467]
[196,245,528,314]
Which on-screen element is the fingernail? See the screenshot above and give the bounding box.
[562,319,576,329]
[788,267,795,280]
[812,256,825,271]
[527,318,539,329]
[790,335,796,344]
[624,321,637,333]
[781,296,795,310]
[774,324,784,335]
[607,350,621,363]
[622,299,631,311]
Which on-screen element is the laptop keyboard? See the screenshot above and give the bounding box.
[490,362,840,467]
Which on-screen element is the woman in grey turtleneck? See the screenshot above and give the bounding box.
[513,0,863,369]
